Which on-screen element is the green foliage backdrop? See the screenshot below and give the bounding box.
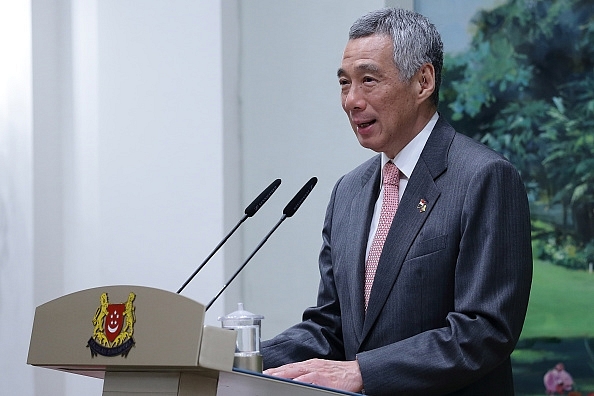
[439,2,594,391]
[441,0,594,271]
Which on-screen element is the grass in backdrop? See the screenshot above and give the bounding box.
[512,259,594,395]
[521,260,594,339]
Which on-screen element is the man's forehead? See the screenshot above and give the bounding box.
[344,34,393,52]
[338,35,394,72]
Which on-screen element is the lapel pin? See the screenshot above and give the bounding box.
[417,199,427,213]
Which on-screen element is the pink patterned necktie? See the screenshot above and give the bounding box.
[364,161,400,310]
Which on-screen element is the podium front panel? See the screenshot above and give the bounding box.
[27,285,206,372]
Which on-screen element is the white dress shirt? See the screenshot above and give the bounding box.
[365,112,439,259]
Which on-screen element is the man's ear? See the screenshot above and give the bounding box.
[416,63,435,103]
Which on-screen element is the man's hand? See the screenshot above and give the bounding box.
[263,358,363,393]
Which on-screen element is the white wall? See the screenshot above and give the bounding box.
[3,0,226,395]
[0,1,34,395]
[237,0,385,338]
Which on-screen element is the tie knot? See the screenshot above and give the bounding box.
[383,161,399,186]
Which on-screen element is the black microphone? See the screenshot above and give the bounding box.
[176,179,281,294]
[283,177,318,217]
[206,177,317,310]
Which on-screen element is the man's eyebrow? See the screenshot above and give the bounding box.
[337,63,381,78]
[356,63,381,73]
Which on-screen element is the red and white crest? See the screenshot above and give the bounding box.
[105,303,126,343]
[88,292,136,357]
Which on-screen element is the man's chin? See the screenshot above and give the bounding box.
[356,136,382,153]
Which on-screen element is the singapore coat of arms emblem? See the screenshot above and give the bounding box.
[87,292,136,357]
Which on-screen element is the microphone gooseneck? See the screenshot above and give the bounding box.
[206,177,317,311]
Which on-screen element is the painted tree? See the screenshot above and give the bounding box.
[441,0,594,268]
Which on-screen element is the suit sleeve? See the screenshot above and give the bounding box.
[356,158,533,395]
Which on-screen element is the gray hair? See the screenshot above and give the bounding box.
[349,8,443,107]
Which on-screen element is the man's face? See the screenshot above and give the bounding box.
[338,34,421,158]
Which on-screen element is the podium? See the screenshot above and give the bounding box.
[27,285,356,396]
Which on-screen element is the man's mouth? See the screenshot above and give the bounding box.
[357,120,376,130]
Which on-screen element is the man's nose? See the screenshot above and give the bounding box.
[343,85,366,111]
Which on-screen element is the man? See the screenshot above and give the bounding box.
[262,8,532,395]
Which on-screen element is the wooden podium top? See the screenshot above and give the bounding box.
[27,285,236,378]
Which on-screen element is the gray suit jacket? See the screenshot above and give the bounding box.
[262,118,533,395]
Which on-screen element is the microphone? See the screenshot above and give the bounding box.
[206,177,317,310]
[176,178,282,294]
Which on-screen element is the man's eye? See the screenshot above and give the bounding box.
[339,79,350,86]
[363,76,376,83]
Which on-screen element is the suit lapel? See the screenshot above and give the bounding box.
[360,118,454,341]
[343,157,381,344]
